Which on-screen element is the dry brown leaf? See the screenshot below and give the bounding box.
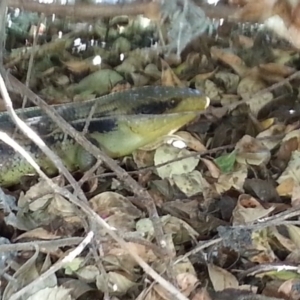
[160,59,185,87]
[175,131,207,152]
[47,194,79,219]
[108,242,157,264]
[285,224,300,248]
[270,227,297,252]
[291,184,300,207]
[207,263,239,291]
[257,124,287,151]
[214,164,247,194]
[276,178,295,197]
[191,288,212,300]
[278,279,300,300]
[210,46,248,76]
[258,63,296,82]
[14,228,62,241]
[282,129,300,147]
[89,192,142,219]
[192,69,217,81]
[19,176,65,206]
[201,158,221,179]
[132,149,155,168]
[237,75,267,99]
[251,230,277,263]
[232,194,275,225]
[235,135,271,166]
[277,150,300,195]
[176,273,199,296]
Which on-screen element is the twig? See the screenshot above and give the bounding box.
[175,206,300,264]
[22,15,45,110]
[99,144,235,179]
[9,231,94,300]
[7,74,168,261]
[78,160,102,186]
[94,130,284,180]
[0,237,83,252]
[6,74,186,296]
[238,262,300,280]
[6,0,240,21]
[174,237,222,264]
[0,131,188,300]
[0,74,88,203]
[7,0,160,19]
[0,0,7,65]
[217,69,300,114]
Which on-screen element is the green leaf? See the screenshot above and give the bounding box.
[262,270,300,280]
[215,151,236,173]
[63,257,84,275]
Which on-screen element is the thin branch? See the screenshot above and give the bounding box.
[5,74,187,299]
[0,237,83,253]
[22,15,45,110]
[6,0,240,21]
[7,74,168,262]
[174,237,222,264]
[0,0,7,66]
[0,125,188,300]
[9,231,94,300]
[0,74,88,203]
[7,0,161,19]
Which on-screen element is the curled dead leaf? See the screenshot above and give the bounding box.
[232,194,275,225]
[207,263,239,291]
[235,135,271,165]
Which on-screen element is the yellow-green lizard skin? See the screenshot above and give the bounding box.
[0,86,209,186]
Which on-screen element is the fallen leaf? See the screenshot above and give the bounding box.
[160,58,185,87]
[232,194,275,225]
[154,144,200,179]
[207,263,239,291]
[235,135,271,166]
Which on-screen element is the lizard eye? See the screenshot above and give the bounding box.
[170,99,176,106]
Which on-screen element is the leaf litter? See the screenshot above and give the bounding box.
[4,1,300,300]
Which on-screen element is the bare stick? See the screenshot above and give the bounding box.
[22,16,45,110]
[7,0,160,19]
[6,0,240,21]
[0,74,87,203]
[4,74,187,298]
[7,74,168,263]
[0,237,83,253]
[9,231,94,300]
[0,128,188,300]
[0,0,7,65]
[174,237,222,264]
